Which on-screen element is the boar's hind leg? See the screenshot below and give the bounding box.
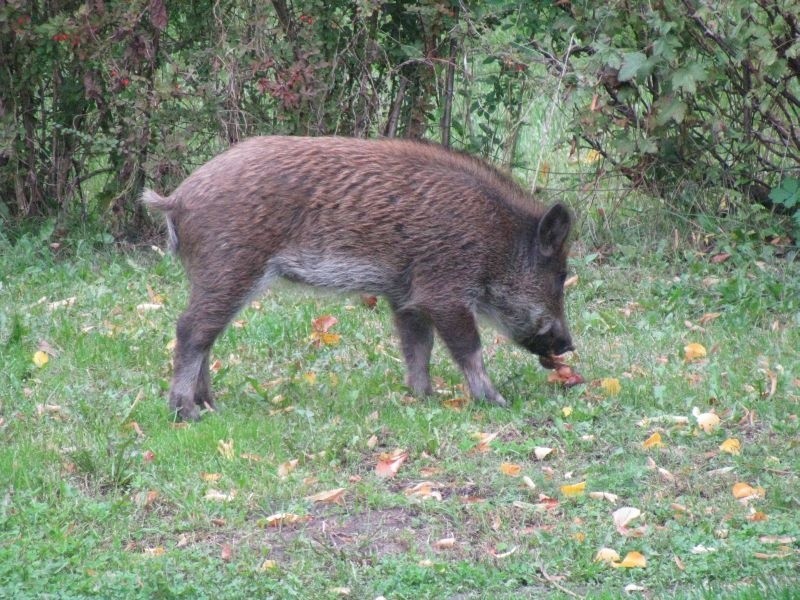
[428,306,508,407]
[169,295,236,421]
[393,308,434,396]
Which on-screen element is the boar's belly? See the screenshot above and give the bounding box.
[264,252,397,293]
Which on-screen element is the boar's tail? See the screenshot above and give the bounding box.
[142,188,179,254]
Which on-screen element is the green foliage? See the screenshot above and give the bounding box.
[524,0,800,231]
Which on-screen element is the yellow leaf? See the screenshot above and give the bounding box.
[143,546,166,557]
[302,372,317,384]
[594,547,621,564]
[684,342,707,361]
[693,408,720,433]
[560,481,586,497]
[562,406,573,417]
[643,432,664,449]
[583,149,602,164]
[500,462,522,477]
[259,559,278,571]
[732,482,765,500]
[305,487,347,504]
[612,551,647,568]
[600,378,621,395]
[200,472,222,482]
[264,512,311,527]
[217,439,234,460]
[32,351,49,367]
[719,438,741,455]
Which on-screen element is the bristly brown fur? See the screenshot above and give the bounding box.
[143,136,575,421]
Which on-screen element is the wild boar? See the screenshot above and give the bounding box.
[143,136,574,420]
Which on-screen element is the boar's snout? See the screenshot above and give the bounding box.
[518,319,574,358]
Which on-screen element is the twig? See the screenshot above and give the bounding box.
[531,34,575,193]
[538,563,585,599]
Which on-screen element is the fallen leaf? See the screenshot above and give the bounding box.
[433,537,456,549]
[278,459,299,478]
[306,487,347,504]
[489,546,518,559]
[375,449,408,478]
[747,511,768,522]
[625,584,647,592]
[472,432,498,453]
[133,490,159,508]
[754,551,792,560]
[259,559,278,571]
[732,482,765,503]
[612,551,646,568]
[534,446,554,461]
[217,439,234,460]
[711,252,731,264]
[201,472,222,482]
[220,543,234,562]
[240,453,263,462]
[500,462,522,477]
[143,546,166,557]
[443,397,469,410]
[600,378,621,395]
[643,432,664,448]
[204,489,236,502]
[48,296,76,310]
[404,481,442,501]
[699,312,721,325]
[263,512,311,527]
[692,408,720,433]
[760,535,796,544]
[366,434,378,449]
[589,491,619,504]
[521,475,536,490]
[32,351,49,367]
[311,315,337,333]
[560,481,586,497]
[329,587,351,596]
[136,302,163,312]
[613,506,642,534]
[684,342,707,361]
[719,438,741,455]
[646,456,676,482]
[561,406,573,417]
[594,547,621,564]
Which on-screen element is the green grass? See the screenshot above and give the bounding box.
[1,226,799,599]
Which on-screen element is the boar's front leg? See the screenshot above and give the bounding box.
[393,308,434,397]
[428,305,508,407]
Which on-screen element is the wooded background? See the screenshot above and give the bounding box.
[1,0,798,239]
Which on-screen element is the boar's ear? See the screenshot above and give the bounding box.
[537,203,572,257]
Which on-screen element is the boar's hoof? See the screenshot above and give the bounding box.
[485,392,508,408]
[170,395,202,422]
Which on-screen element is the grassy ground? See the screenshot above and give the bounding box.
[1,223,799,599]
